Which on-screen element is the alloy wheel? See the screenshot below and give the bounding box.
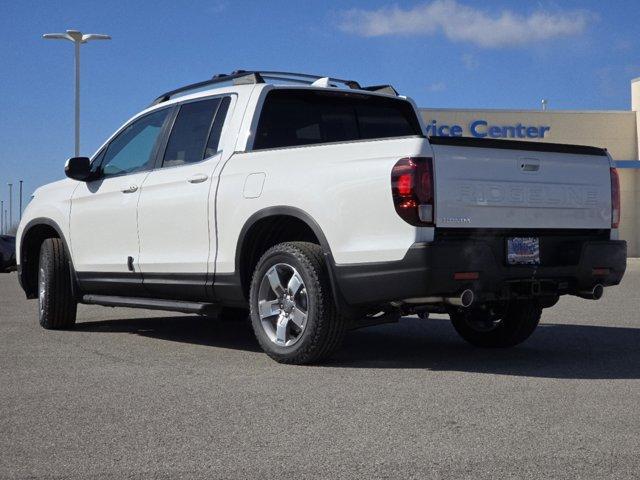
[257,263,308,346]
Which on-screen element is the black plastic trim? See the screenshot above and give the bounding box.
[333,239,627,306]
[215,206,344,308]
[141,272,209,301]
[151,105,180,170]
[18,218,79,299]
[82,295,219,315]
[212,272,246,307]
[76,271,145,298]
[76,271,210,302]
[234,206,332,263]
[428,135,609,156]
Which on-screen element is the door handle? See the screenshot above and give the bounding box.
[121,185,138,194]
[188,174,209,184]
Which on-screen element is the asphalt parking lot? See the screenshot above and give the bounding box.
[1,264,640,479]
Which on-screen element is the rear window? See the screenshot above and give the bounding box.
[253,89,421,150]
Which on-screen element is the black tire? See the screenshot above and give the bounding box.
[450,301,541,348]
[249,241,346,364]
[38,238,77,329]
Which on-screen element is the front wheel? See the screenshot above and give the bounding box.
[450,301,541,348]
[38,238,77,329]
[249,242,346,364]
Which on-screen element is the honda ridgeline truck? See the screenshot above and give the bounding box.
[16,71,627,364]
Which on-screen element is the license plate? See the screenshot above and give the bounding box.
[507,237,540,265]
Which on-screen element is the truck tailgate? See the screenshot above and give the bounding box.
[430,141,612,230]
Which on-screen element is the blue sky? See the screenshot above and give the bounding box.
[0,0,639,218]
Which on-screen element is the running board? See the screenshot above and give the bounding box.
[81,295,220,315]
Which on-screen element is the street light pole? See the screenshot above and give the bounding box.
[74,39,80,157]
[19,180,23,221]
[0,201,3,234]
[8,183,12,230]
[43,30,111,157]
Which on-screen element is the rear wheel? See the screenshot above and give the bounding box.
[450,300,541,348]
[38,238,77,329]
[249,241,346,364]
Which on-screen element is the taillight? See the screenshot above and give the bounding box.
[610,167,620,228]
[391,157,434,226]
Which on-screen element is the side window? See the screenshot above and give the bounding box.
[162,96,230,168]
[254,94,325,149]
[204,96,231,158]
[90,149,106,175]
[101,108,170,178]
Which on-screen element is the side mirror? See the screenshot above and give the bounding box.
[64,157,93,181]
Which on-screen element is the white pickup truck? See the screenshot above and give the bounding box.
[17,70,627,364]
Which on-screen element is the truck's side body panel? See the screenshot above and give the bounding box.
[214,136,430,273]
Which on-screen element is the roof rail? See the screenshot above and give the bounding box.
[255,71,362,89]
[362,84,399,96]
[150,70,365,106]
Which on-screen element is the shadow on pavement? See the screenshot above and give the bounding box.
[76,315,640,379]
[75,315,262,353]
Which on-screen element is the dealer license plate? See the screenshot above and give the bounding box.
[507,237,540,265]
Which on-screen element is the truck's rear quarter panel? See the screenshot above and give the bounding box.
[215,136,431,273]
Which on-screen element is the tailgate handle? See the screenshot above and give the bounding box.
[520,159,540,172]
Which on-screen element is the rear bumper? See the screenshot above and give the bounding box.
[333,239,627,306]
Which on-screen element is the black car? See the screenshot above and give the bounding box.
[0,235,16,272]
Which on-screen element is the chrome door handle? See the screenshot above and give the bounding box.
[121,185,138,193]
[188,174,209,184]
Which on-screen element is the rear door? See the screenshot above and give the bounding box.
[430,141,612,230]
[137,95,232,300]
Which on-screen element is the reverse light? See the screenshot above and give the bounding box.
[610,167,620,229]
[391,157,434,226]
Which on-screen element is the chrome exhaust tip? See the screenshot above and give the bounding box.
[445,289,475,308]
[592,284,604,300]
[576,284,604,300]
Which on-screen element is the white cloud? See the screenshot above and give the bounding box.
[338,0,592,48]
[461,53,479,70]
[427,82,446,92]
[207,1,228,14]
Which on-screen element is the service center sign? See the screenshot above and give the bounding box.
[425,119,551,139]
